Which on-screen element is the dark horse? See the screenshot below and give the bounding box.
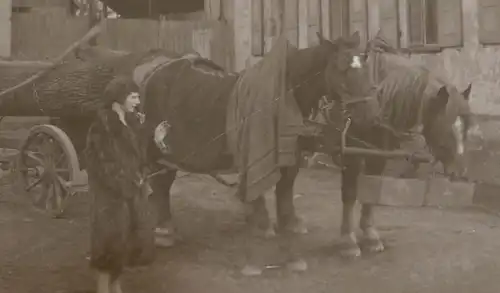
[329,33,474,257]
[141,32,373,248]
[141,29,472,261]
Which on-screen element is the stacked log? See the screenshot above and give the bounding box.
[0,49,168,119]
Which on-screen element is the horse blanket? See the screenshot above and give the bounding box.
[226,36,305,202]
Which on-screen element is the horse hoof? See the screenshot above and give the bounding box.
[339,233,361,259]
[286,259,308,272]
[361,228,385,253]
[241,265,263,277]
[155,236,176,248]
[264,227,277,239]
[361,239,385,253]
[249,225,276,239]
[277,217,308,235]
[339,246,362,259]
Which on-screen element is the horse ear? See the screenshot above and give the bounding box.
[317,32,327,44]
[346,31,361,47]
[462,83,472,101]
[317,31,338,50]
[431,86,450,111]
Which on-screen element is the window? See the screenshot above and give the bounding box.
[408,0,438,46]
[478,0,500,44]
[405,0,463,52]
[379,0,400,48]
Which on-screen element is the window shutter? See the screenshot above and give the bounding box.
[284,0,299,46]
[437,0,462,47]
[379,0,399,47]
[0,0,11,57]
[320,0,330,40]
[330,0,343,40]
[330,0,350,40]
[407,0,424,46]
[478,0,500,44]
[307,0,321,46]
[251,0,264,56]
[205,0,221,20]
[349,0,368,48]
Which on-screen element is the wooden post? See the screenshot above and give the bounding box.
[102,0,108,18]
[88,0,99,46]
[298,0,308,48]
[251,0,264,56]
[0,0,11,57]
[399,0,409,48]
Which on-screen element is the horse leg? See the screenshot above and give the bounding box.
[359,156,385,253]
[96,271,111,293]
[149,168,179,248]
[109,276,123,293]
[276,165,307,234]
[245,195,275,238]
[339,155,362,258]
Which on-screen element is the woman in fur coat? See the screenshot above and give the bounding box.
[85,76,155,293]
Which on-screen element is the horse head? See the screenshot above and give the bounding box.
[361,33,475,180]
[422,82,473,180]
[319,31,375,108]
[287,31,374,118]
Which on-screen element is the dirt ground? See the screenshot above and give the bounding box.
[2,168,500,293]
[2,117,500,293]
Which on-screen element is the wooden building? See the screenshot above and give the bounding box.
[222,0,500,117]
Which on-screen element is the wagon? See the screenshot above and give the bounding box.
[0,25,144,217]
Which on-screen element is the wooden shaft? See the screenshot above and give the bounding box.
[334,146,433,163]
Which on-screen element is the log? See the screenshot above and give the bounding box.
[0,18,174,119]
[74,46,129,62]
[0,48,177,118]
[0,23,103,101]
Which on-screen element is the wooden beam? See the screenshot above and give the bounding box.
[336,146,433,163]
[251,0,264,56]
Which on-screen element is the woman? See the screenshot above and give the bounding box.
[85,76,155,293]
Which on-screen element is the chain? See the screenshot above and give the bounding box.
[32,84,46,116]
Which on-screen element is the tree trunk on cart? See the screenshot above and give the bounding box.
[0,49,163,119]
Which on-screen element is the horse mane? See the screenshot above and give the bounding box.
[375,68,437,132]
[190,56,227,73]
[362,32,442,132]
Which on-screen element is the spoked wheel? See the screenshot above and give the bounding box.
[15,124,84,218]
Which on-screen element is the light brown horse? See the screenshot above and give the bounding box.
[328,33,474,257]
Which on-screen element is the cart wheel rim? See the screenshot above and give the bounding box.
[17,131,75,217]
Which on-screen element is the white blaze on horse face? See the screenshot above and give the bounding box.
[453,117,465,155]
[350,55,362,68]
[154,121,171,154]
